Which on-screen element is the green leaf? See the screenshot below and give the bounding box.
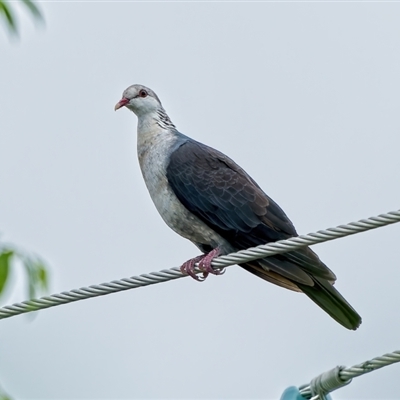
[0,382,13,400]
[0,251,13,294]
[21,0,42,22]
[1,0,43,37]
[20,256,48,299]
[23,258,36,299]
[0,2,17,34]
[37,264,48,290]
[0,241,49,304]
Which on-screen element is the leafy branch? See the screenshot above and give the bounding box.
[0,240,48,400]
[0,0,43,36]
[0,386,11,400]
[0,243,48,302]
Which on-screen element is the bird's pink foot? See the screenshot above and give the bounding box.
[180,248,224,281]
[180,255,207,281]
[198,248,224,275]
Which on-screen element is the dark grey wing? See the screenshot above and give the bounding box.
[167,139,361,330]
[167,140,294,239]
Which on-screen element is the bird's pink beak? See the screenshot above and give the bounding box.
[114,98,129,111]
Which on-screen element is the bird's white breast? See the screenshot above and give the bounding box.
[137,126,231,252]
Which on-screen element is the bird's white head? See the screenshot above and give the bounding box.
[115,84,162,117]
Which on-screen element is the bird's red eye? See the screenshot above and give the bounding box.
[139,90,148,98]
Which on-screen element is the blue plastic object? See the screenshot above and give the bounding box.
[280,386,332,400]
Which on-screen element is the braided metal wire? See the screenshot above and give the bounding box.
[299,350,400,399]
[211,210,400,268]
[340,350,400,380]
[0,209,399,320]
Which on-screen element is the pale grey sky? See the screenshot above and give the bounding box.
[1,2,400,399]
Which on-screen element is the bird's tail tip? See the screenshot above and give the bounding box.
[299,278,362,330]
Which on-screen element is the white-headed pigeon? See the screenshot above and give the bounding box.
[115,84,361,330]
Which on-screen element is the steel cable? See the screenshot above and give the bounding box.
[0,209,399,320]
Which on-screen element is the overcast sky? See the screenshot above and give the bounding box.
[1,2,400,399]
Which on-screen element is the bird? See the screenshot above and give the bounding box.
[115,84,362,330]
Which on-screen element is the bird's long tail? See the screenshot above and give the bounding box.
[296,277,361,330]
[241,262,362,330]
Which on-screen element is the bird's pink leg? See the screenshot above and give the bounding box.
[180,248,224,282]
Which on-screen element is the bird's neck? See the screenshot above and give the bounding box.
[137,107,175,133]
[136,109,177,157]
[155,107,176,130]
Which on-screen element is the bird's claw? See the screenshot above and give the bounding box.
[180,248,225,281]
[180,255,208,281]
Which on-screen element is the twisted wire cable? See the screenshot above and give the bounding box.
[0,209,399,320]
[299,350,400,399]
